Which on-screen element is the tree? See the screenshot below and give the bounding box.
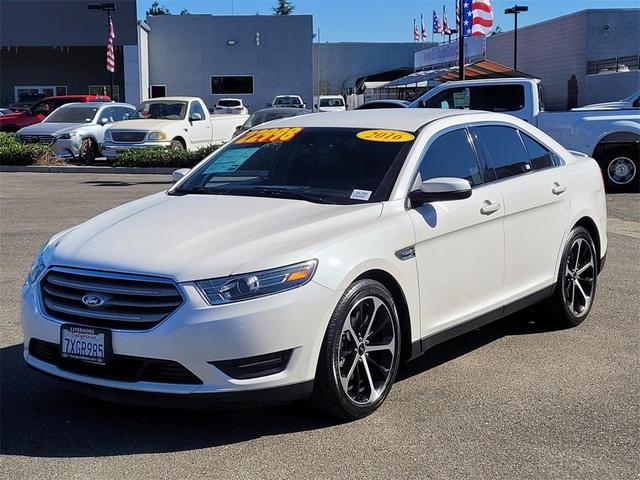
[180,9,190,15]
[147,1,170,16]
[272,0,294,15]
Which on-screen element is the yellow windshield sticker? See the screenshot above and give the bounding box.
[356,129,415,143]
[235,127,303,144]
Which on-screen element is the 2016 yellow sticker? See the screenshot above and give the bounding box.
[235,127,303,144]
[356,129,415,142]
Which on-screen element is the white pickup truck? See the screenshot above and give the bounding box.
[410,78,640,191]
[102,96,248,158]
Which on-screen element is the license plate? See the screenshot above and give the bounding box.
[60,325,111,364]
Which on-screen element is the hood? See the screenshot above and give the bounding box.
[106,119,180,131]
[46,192,382,282]
[0,111,26,122]
[17,122,85,136]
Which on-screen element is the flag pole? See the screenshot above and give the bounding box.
[458,0,464,80]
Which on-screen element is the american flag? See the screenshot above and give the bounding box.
[421,14,427,41]
[106,19,115,72]
[413,18,420,41]
[461,0,494,37]
[443,6,452,34]
[432,10,443,34]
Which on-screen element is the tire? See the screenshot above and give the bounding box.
[79,138,96,165]
[312,279,401,420]
[545,226,598,328]
[170,139,185,150]
[599,146,639,193]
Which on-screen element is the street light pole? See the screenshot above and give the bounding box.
[458,0,464,80]
[504,5,528,71]
[88,3,116,99]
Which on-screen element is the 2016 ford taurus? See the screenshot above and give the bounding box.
[22,110,607,419]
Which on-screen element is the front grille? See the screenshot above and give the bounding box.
[40,268,183,330]
[111,131,146,143]
[19,134,54,145]
[29,339,202,385]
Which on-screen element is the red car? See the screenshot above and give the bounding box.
[0,95,110,133]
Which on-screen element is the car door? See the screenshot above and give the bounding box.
[472,125,570,302]
[188,100,211,147]
[406,128,505,338]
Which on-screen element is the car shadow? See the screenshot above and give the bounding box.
[1,307,561,458]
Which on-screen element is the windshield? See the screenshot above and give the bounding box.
[131,101,187,120]
[274,97,302,106]
[242,111,300,129]
[217,100,241,107]
[173,127,415,204]
[44,106,99,123]
[319,98,345,107]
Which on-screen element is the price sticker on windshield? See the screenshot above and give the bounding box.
[235,127,303,144]
[356,130,415,143]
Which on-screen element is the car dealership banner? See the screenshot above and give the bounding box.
[414,35,486,69]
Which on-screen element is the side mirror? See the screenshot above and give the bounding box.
[123,113,130,120]
[408,177,472,208]
[172,168,190,183]
[235,125,242,131]
[189,112,203,122]
[99,117,110,126]
[314,104,318,110]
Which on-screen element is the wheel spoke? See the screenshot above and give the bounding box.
[577,259,594,276]
[575,279,590,303]
[340,354,359,392]
[363,297,384,340]
[366,338,394,353]
[570,281,576,312]
[361,356,379,402]
[574,240,582,270]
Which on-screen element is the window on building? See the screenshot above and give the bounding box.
[416,129,483,187]
[422,85,525,112]
[150,85,167,98]
[474,126,532,180]
[211,76,254,95]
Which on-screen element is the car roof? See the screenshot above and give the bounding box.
[254,107,311,115]
[41,95,108,101]
[57,102,134,108]
[267,109,480,131]
[143,96,196,102]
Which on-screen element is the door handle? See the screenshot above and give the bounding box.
[480,201,501,215]
[552,183,567,195]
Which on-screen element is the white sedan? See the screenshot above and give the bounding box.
[21,110,607,419]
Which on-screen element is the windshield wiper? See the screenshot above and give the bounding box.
[221,187,337,204]
[170,186,221,196]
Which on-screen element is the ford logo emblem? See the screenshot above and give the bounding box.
[82,293,106,308]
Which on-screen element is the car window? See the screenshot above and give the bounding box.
[422,85,525,112]
[111,107,131,122]
[131,101,187,120]
[416,129,483,187]
[520,132,555,170]
[217,100,241,107]
[475,126,532,180]
[319,98,344,107]
[98,107,114,124]
[44,106,100,123]
[189,101,206,120]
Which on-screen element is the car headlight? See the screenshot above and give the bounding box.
[24,228,74,286]
[56,131,77,140]
[196,260,318,305]
[147,131,167,141]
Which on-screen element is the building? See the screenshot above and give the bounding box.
[145,14,313,111]
[486,9,640,110]
[0,0,140,105]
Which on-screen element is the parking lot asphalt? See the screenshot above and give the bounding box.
[1,173,638,480]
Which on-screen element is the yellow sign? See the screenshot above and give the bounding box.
[235,127,303,144]
[356,129,415,143]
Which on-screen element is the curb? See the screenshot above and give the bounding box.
[0,165,175,174]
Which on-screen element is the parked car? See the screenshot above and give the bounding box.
[0,95,111,133]
[410,78,640,192]
[233,107,311,137]
[101,96,248,158]
[212,98,249,115]
[16,102,135,164]
[356,100,410,110]
[22,109,607,419]
[316,95,346,112]
[269,95,305,109]
[573,90,639,111]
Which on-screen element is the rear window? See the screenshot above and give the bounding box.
[423,85,525,112]
[274,97,302,106]
[217,100,242,107]
[319,98,345,107]
[174,127,415,204]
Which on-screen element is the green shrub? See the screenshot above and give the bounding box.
[113,144,220,168]
[0,132,55,165]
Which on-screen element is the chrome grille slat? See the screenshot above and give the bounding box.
[111,131,146,143]
[40,269,183,330]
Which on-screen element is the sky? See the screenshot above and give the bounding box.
[136,0,640,42]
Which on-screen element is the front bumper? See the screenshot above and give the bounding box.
[21,270,339,403]
[51,138,82,159]
[101,141,172,159]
